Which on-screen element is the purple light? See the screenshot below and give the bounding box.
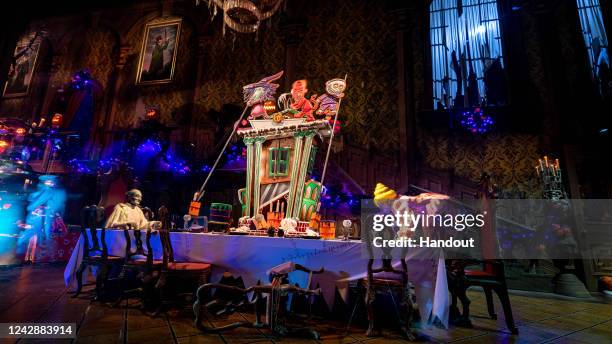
[136,139,162,154]
[459,108,494,134]
[70,69,94,90]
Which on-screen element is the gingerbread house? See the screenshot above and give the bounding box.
[236,119,329,221]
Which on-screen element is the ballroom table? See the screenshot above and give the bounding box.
[64,230,449,327]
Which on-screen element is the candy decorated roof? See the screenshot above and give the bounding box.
[237,119,330,138]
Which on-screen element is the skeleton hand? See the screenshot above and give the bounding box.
[149,221,162,232]
[119,222,138,229]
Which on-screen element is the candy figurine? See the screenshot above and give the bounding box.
[290,80,314,121]
[313,78,346,118]
[243,71,284,120]
[373,183,398,208]
[312,78,346,133]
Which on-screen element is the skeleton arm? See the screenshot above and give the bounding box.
[277,93,292,110]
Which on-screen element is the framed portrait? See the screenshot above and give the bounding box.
[136,18,182,85]
[3,40,41,98]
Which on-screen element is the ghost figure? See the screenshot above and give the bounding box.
[243,71,283,120]
[105,189,161,231]
[25,175,67,241]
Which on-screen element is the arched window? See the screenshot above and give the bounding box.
[576,0,609,95]
[430,0,506,110]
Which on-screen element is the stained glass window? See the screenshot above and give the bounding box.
[576,0,609,95]
[430,0,506,109]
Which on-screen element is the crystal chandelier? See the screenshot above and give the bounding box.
[199,0,283,34]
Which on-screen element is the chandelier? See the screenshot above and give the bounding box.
[199,0,283,34]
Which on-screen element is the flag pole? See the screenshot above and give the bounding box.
[195,104,249,202]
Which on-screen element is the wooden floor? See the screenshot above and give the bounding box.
[1,264,611,344]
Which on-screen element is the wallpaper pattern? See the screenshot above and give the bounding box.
[297,0,398,151]
[420,132,541,196]
[0,1,550,196]
[113,18,196,130]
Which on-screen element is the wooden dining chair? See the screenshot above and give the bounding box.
[113,219,162,308]
[154,205,212,314]
[361,256,416,340]
[446,173,519,335]
[193,262,323,339]
[358,225,416,340]
[73,205,123,300]
[447,259,518,334]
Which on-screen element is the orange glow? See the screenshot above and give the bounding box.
[51,113,63,128]
[15,128,26,136]
[0,140,9,153]
[146,109,157,118]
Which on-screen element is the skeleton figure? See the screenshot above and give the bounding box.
[105,189,161,230]
[312,78,346,119]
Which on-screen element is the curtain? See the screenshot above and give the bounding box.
[576,0,609,87]
[430,0,504,109]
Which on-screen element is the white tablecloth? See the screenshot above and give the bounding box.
[64,230,449,327]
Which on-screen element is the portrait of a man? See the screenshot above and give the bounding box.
[3,42,40,97]
[136,18,181,84]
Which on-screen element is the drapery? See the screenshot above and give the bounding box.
[576,0,609,82]
[430,0,504,109]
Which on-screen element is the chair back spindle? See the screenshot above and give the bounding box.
[95,206,108,259]
[80,205,107,258]
[158,205,174,267]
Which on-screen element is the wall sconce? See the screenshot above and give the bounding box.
[51,113,63,128]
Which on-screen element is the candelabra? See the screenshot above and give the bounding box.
[536,156,564,200]
[535,157,590,297]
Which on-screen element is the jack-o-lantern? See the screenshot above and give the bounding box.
[263,100,276,114]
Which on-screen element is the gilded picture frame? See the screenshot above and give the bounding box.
[3,39,41,98]
[136,18,182,85]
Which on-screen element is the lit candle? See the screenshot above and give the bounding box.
[544,156,549,168]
